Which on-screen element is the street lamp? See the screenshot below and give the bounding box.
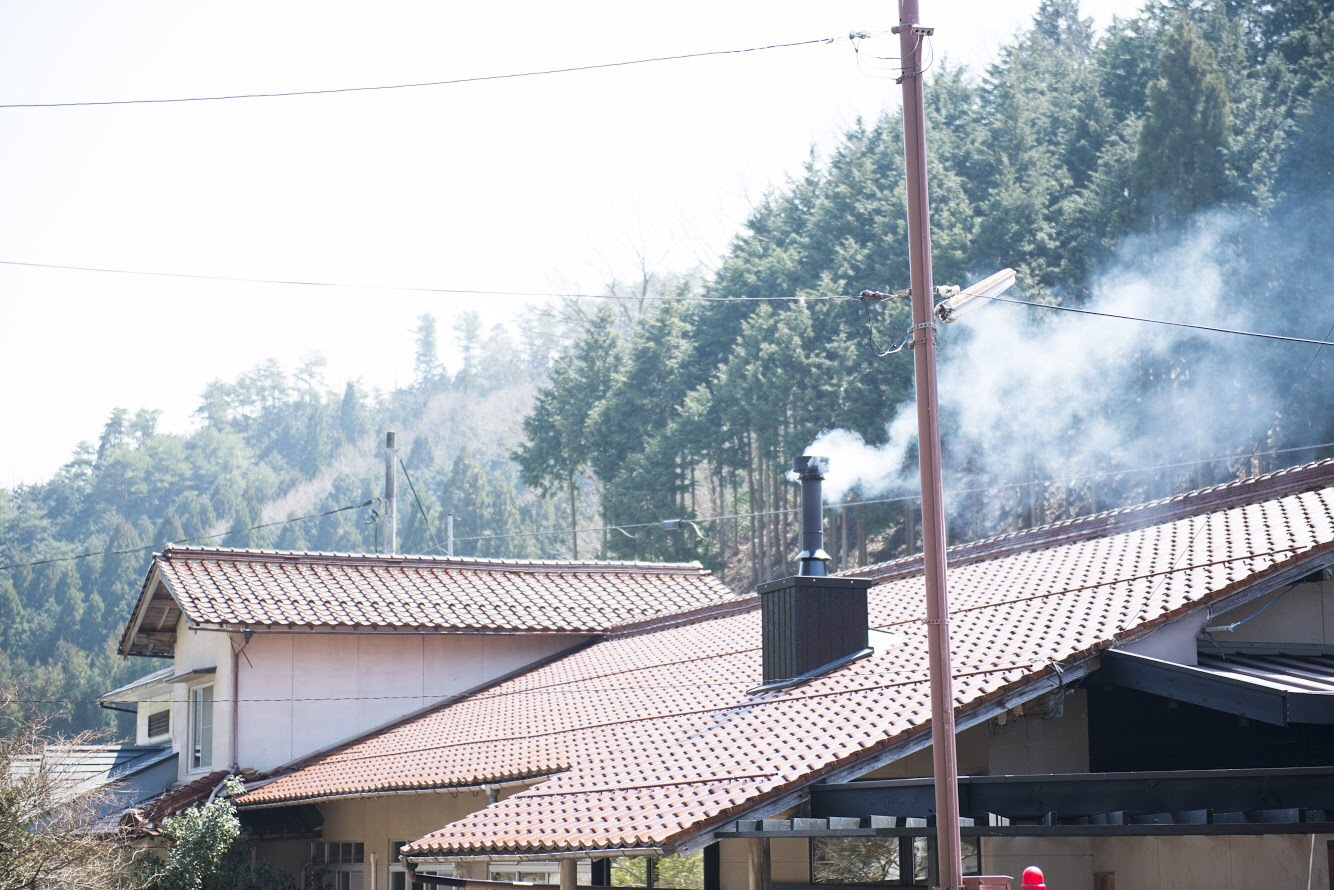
[933,268,1017,325]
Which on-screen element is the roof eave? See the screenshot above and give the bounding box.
[118,561,179,657]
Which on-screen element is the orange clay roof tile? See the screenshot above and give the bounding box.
[235,460,1334,860]
[120,548,733,652]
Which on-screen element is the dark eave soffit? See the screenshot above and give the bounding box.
[1099,650,1334,726]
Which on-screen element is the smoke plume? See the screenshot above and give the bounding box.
[811,213,1330,514]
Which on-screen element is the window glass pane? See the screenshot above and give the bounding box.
[911,837,930,885]
[612,858,649,886]
[190,685,214,770]
[962,838,981,876]
[652,853,704,889]
[812,838,902,884]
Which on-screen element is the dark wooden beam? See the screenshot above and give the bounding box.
[703,844,721,890]
[808,767,1334,824]
[723,820,1334,838]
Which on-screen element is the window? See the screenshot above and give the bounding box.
[312,842,364,890]
[489,860,593,884]
[189,684,213,771]
[388,841,459,890]
[611,853,704,889]
[811,834,979,886]
[146,706,170,740]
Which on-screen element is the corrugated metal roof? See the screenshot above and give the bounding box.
[1196,652,1334,694]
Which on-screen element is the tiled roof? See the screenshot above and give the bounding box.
[236,460,1334,859]
[122,769,232,835]
[119,547,734,654]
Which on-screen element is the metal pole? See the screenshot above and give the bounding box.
[384,431,397,554]
[895,2,963,888]
[447,512,454,558]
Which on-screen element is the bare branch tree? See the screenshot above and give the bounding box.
[1,686,142,890]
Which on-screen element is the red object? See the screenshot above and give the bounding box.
[1021,867,1046,890]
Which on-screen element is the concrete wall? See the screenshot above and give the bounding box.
[318,792,503,888]
[987,691,1088,775]
[170,621,586,778]
[1091,834,1330,890]
[1212,578,1332,647]
[856,691,1089,782]
[985,837,1093,890]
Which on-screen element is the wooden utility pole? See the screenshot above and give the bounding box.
[384,431,397,554]
[894,2,964,888]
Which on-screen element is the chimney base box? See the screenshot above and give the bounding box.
[758,575,872,688]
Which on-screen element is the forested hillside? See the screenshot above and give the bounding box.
[0,312,581,736]
[4,0,1333,738]
[516,0,1334,580]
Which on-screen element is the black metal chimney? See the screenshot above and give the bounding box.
[793,455,831,576]
[758,455,871,689]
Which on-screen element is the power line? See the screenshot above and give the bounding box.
[399,458,445,556]
[984,294,1334,348]
[0,259,848,303]
[0,36,847,109]
[0,500,374,573]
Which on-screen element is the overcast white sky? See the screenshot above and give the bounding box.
[0,0,1142,486]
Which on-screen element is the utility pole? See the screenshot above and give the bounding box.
[894,2,963,888]
[384,431,397,555]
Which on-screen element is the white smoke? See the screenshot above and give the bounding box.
[812,215,1290,506]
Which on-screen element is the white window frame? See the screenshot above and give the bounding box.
[489,860,592,884]
[389,841,459,890]
[188,683,214,773]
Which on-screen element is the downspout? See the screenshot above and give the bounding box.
[231,630,252,771]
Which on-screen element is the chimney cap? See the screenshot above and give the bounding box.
[793,455,829,478]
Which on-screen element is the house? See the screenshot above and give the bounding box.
[208,458,1334,890]
[9,741,178,826]
[105,547,735,871]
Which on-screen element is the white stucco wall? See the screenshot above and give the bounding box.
[168,621,586,777]
[171,622,235,782]
[235,631,584,771]
[1210,578,1332,647]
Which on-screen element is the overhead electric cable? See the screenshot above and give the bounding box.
[985,294,1334,348]
[0,259,848,303]
[0,499,374,573]
[399,458,445,555]
[0,36,848,109]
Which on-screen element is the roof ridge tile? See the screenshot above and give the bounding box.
[848,458,1334,582]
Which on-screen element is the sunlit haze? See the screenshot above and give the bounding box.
[0,0,1142,485]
